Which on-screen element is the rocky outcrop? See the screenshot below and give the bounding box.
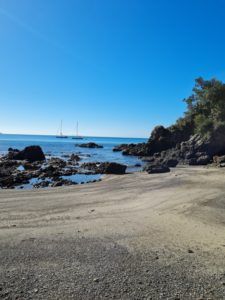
[144,164,170,174]
[114,123,225,168]
[113,125,191,157]
[69,154,81,161]
[99,162,127,174]
[81,162,127,174]
[142,130,225,168]
[8,146,45,162]
[78,143,103,149]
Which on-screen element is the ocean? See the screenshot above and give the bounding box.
[0,134,147,187]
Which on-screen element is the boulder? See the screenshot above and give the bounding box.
[69,154,81,161]
[22,161,42,170]
[78,142,103,149]
[163,159,179,168]
[0,167,12,177]
[40,165,61,178]
[48,157,66,168]
[51,178,77,187]
[80,162,127,174]
[213,155,225,164]
[144,164,170,174]
[33,180,51,188]
[9,146,45,162]
[99,162,127,174]
[196,155,210,165]
[0,176,15,188]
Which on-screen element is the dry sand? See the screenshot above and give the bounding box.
[1,166,225,299]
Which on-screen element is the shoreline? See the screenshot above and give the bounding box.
[1,167,225,298]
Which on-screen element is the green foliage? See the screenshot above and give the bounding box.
[176,77,225,138]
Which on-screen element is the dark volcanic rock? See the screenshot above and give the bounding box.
[113,144,135,152]
[81,162,127,174]
[0,176,15,188]
[116,124,225,167]
[39,165,61,179]
[78,142,103,149]
[80,162,100,173]
[48,157,67,168]
[144,164,170,174]
[51,178,77,187]
[8,146,45,162]
[163,159,179,168]
[99,162,127,174]
[0,167,12,177]
[113,125,190,157]
[196,155,210,165]
[22,161,42,170]
[213,155,225,165]
[69,154,81,161]
[34,180,51,188]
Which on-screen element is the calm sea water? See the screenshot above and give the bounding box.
[0,134,147,171]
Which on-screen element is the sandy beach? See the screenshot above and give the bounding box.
[1,166,225,299]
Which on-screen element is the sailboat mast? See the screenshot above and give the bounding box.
[76,122,78,136]
[60,120,63,136]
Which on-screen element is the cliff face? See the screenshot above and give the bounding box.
[113,125,192,157]
[114,124,225,167]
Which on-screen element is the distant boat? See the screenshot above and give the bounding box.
[72,122,83,140]
[56,120,68,138]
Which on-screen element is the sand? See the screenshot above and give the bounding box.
[1,166,225,299]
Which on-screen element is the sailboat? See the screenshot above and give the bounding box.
[56,120,68,138]
[72,122,83,140]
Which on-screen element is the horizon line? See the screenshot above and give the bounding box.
[0,132,148,140]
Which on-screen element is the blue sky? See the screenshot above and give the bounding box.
[0,0,225,137]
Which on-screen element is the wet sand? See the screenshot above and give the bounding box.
[1,166,225,299]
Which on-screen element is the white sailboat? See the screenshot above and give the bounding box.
[56,120,68,138]
[72,122,83,140]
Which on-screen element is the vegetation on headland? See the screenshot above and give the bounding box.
[171,77,225,139]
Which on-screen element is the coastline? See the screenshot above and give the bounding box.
[1,166,225,299]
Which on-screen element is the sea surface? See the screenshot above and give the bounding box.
[0,134,147,187]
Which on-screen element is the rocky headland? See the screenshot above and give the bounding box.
[114,78,225,173]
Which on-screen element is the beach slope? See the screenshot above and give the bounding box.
[1,167,225,299]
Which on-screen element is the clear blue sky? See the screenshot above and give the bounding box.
[0,0,225,137]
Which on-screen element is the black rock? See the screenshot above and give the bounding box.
[80,162,127,174]
[163,159,179,168]
[99,162,127,174]
[48,157,67,168]
[69,154,81,161]
[144,164,170,174]
[196,155,210,165]
[51,178,77,187]
[78,142,103,149]
[33,180,51,188]
[188,158,197,166]
[8,146,45,162]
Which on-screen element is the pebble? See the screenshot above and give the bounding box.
[188,249,194,253]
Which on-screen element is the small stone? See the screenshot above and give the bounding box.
[188,249,194,253]
[93,278,99,283]
[34,288,38,293]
